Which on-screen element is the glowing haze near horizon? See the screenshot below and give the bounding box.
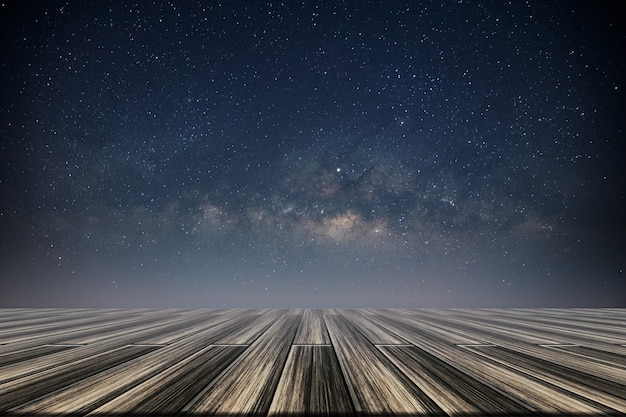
[1,1,625,308]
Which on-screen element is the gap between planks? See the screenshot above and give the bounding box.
[457,344,498,347]
[538,344,580,347]
[292,344,332,346]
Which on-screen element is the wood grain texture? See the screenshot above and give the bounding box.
[324,313,443,414]
[183,312,301,415]
[268,345,354,415]
[293,309,330,345]
[378,345,528,414]
[0,308,624,416]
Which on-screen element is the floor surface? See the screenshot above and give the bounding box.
[0,308,625,416]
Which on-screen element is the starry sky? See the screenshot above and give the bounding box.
[1,1,625,308]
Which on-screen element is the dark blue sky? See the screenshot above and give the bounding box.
[1,1,625,308]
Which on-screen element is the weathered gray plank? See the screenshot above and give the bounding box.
[0,345,158,412]
[0,309,145,344]
[0,308,624,415]
[0,309,108,332]
[433,315,626,384]
[405,308,566,345]
[464,344,626,412]
[546,344,626,368]
[378,345,529,414]
[0,310,254,386]
[374,310,616,414]
[0,344,76,368]
[339,309,408,345]
[12,311,266,414]
[86,346,246,415]
[371,309,489,345]
[447,308,626,344]
[212,309,287,345]
[58,309,196,345]
[183,312,301,415]
[293,309,330,345]
[324,313,442,414]
[268,345,354,415]
[0,309,181,352]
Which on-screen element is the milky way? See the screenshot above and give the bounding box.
[1,1,624,307]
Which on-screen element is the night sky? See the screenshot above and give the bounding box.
[1,1,625,308]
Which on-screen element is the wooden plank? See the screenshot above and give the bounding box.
[58,309,193,345]
[392,309,626,385]
[0,345,159,412]
[546,344,626,368]
[0,344,77,368]
[0,308,624,415]
[339,309,408,345]
[447,308,626,344]
[371,309,489,345]
[129,309,227,345]
[496,308,626,330]
[406,309,566,345]
[378,345,529,414]
[0,309,106,332]
[0,310,139,343]
[464,345,626,412]
[183,312,301,415]
[415,310,626,382]
[268,345,354,415]
[374,310,611,414]
[0,310,253,384]
[293,309,330,345]
[456,330,626,385]
[11,311,267,414]
[84,346,247,415]
[324,313,442,414]
[0,309,180,351]
[212,309,287,345]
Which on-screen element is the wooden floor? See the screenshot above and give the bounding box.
[0,308,625,416]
